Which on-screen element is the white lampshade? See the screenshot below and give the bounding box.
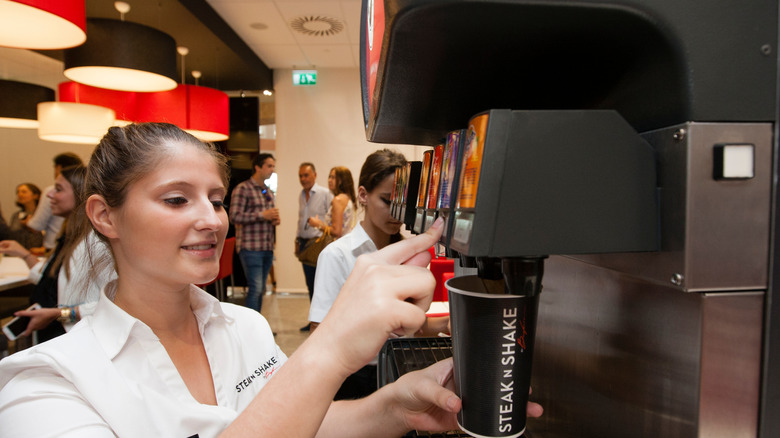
[0,0,86,50]
[37,101,115,144]
[185,129,229,142]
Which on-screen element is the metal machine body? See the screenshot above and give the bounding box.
[361,1,780,436]
[536,257,763,437]
[530,122,772,437]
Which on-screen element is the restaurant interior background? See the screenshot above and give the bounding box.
[0,0,422,294]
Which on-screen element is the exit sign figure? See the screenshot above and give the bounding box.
[293,70,317,86]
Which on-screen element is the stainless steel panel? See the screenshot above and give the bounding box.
[528,256,763,438]
[699,292,763,438]
[574,123,772,292]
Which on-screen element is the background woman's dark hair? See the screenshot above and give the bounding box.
[331,166,356,204]
[50,165,87,278]
[358,149,407,243]
[358,149,407,193]
[68,123,230,286]
[15,183,41,209]
[53,152,83,169]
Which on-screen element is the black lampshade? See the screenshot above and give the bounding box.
[64,18,178,92]
[0,80,55,128]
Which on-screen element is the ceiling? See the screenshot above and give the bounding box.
[206,0,362,71]
[45,0,364,93]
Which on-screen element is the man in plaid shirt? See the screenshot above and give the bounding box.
[229,153,280,313]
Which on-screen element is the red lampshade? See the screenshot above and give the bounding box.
[54,82,228,142]
[0,0,86,49]
[135,84,229,142]
[58,81,137,125]
[185,85,229,142]
[134,85,187,126]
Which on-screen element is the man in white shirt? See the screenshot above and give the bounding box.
[296,163,332,331]
[26,153,83,251]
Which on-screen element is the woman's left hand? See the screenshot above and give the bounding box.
[388,358,544,433]
[385,358,461,433]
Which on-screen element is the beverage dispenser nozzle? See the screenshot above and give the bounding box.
[502,256,547,296]
[475,257,504,294]
[476,257,502,279]
[459,254,477,269]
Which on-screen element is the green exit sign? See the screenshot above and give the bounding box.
[293,70,317,86]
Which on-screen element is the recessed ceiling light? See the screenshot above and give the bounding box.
[250,22,268,30]
[289,16,344,37]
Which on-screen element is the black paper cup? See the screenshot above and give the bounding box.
[447,275,539,438]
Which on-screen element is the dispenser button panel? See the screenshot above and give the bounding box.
[452,210,474,247]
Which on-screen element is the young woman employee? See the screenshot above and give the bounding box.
[0,123,542,437]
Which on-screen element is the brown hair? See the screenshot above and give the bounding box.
[50,165,87,278]
[53,152,83,168]
[358,149,407,243]
[330,166,356,204]
[358,149,407,193]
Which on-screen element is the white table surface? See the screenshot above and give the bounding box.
[0,256,31,292]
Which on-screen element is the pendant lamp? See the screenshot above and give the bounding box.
[58,81,137,125]
[0,0,86,49]
[64,17,177,92]
[0,80,55,128]
[134,84,229,142]
[38,102,115,144]
[183,84,229,142]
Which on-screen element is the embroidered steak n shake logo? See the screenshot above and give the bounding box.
[235,357,279,393]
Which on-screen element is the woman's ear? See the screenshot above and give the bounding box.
[85,194,119,239]
[357,186,368,206]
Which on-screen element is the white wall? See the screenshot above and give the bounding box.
[272,68,423,293]
[0,128,95,218]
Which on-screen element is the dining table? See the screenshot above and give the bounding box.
[0,255,33,322]
[0,256,31,293]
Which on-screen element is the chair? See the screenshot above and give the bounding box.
[198,237,235,301]
[429,257,454,302]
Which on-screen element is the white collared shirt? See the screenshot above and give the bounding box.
[297,183,333,240]
[308,222,377,324]
[0,283,286,438]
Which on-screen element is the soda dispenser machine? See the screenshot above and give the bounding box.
[363,0,779,437]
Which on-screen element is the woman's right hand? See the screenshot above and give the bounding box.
[0,240,41,269]
[311,218,444,375]
[0,240,27,257]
